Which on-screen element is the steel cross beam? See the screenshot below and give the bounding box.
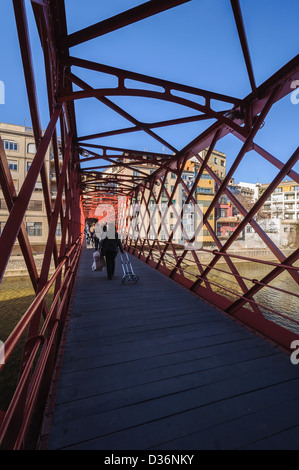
[64,56,241,106]
[0,107,61,282]
[60,0,191,48]
[230,0,257,94]
[0,138,39,287]
[156,154,262,315]
[77,142,172,159]
[77,114,211,143]
[67,72,179,155]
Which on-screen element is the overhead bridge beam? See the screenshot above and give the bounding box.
[60,0,191,48]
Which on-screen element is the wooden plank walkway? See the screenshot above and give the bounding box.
[42,245,299,450]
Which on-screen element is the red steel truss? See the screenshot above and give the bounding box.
[0,0,298,449]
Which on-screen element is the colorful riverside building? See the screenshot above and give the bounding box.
[259,179,299,221]
[105,149,226,247]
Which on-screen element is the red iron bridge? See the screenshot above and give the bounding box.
[0,0,299,450]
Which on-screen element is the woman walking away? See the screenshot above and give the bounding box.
[99,224,124,280]
[84,223,90,245]
[94,222,102,250]
[89,223,96,247]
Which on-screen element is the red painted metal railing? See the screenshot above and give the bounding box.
[0,0,298,450]
[0,238,82,449]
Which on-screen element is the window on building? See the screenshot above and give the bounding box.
[8,159,18,171]
[0,199,7,210]
[200,200,212,207]
[171,172,176,179]
[56,223,62,236]
[27,143,36,154]
[196,187,213,194]
[201,174,213,180]
[26,222,42,236]
[27,200,43,211]
[220,209,226,217]
[34,181,43,191]
[0,222,6,234]
[3,140,18,151]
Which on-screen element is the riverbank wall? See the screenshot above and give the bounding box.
[3,254,56,278]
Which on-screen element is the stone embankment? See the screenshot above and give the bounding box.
[4,254,55,278]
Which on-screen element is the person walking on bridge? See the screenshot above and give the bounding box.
[99,224,124,280]
[94,222,102,250]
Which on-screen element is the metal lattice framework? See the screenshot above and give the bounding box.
[0,0,298,449]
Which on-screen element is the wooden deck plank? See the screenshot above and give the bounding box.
[44,246,299,450]
[51,346,281,409]
[50,352,285,425]
[152,390,299,450]
[51,380,299,450]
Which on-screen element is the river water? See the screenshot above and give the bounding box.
[0,261,298,411]
[197,260,299,335]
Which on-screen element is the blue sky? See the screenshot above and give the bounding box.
[0,0,298,184]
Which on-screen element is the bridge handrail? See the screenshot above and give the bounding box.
[126,237,299,351]
[0,236,83,449]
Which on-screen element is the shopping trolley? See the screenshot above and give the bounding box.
[120,251,139,283]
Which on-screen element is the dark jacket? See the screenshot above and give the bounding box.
[99,232,124,255]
